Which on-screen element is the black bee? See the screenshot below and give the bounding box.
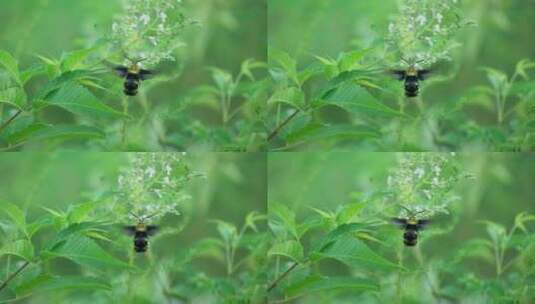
[392,64,431,98]
[392,216,430,247]
[114,63,153,96]
[124,213,159,253]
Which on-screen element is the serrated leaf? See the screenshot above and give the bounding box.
[268,240,304,262]
[0,50,21,85]
[0,202,27,237]
[26,217,54,238]
[269,203,299,240]
[0,86,26,109]
[42,82,125,119]
[315,236,400,271]
[34,70,94,100]
[312,223,370,254]
[0,239,34,261]
[320,83,404,117]
[15,275,111,297]
[338,49,370,72]
[270,49,299,86]
[42,236,132,270]
[284,276,378,297]
[26,124,105,143]
[67,202,96,224]
[20,64,47,84]
[268,87,305,110]
[60,48,93,72]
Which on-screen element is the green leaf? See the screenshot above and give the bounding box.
[210,68,234,95]
[60,48,93,72]
[335,203,365,224]
[41,82,126,119]
[0,202,27,236]
[0,239,34,261]
[53,222,108,244]
[213,220,238,247]
[314,235,400,271]
[269,203,299,240]
[16,275,111,297]
[66,202,96,224]
[270,49,299,86]
[514,212,535,233]
[320,83,405,117]
[26,217,54,238]
[338,49,370,72]
[3,123,47,145]
[0,50,21,85]
[481,67,508,94]
[20,64,47,84]
[285,124,379,144]
[42,236,132,270]
[479,220,506,246]
[454,238,494,263]
[312,223,369,253]
[34,70,94,100]
[268,87,305,110]
[24,125,105,143]
[284,276,378,297]
[0,86,27,109]
[268,240,304,262]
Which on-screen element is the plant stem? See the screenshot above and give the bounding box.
[121,97,129,148]
[396,248,404,303]
[0,110,22,135]
[0,261,30,293]
[267,261,299,292]
[267,109,301,142]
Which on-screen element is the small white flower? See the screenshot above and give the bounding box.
[140,14,151,25]
[416,15,427,26]
[414,168,425,179]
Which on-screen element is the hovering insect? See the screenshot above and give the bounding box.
[391,59,431,98]
[114,60,153,96]
[391,209,430,247]
[124,212,159,253]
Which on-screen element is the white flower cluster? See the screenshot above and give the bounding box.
[386,153,463,217]
[115,152,192,221]
[386,0,463,67]
[111,0,190,67]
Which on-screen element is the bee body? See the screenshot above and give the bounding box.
[125,222,158,253]
[114,64,153,96]
[392,217,429,247]
[392,66,431,98]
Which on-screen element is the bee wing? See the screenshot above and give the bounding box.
[139,69,154,81]
[416,219,430,230]
[417,69,432,81]
[391,70,406,81]
[146,225,159,236]
[114,66,129,78]
[391,218,408,227]
[124,226,137,235]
